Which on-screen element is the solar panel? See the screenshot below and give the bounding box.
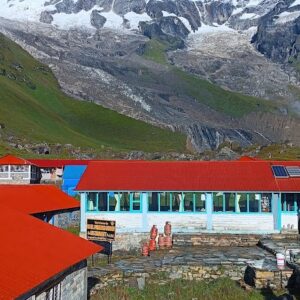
[271,166,289,178]
[286,166,300,177]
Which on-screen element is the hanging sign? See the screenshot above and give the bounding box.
[87,219,116,242]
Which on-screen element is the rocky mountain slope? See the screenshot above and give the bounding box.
[0,0,299,152]
[0,33,186,155]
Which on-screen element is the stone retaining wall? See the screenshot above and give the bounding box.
[54,210,80,228]
[173,233,264,247]
[89,264,246,295]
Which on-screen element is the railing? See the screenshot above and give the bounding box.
[0,172,30,180]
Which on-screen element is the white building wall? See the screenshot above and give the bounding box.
[85,213,207,233]
[281,214,299,230]
[86,212,143,232]
[212,214,274,232]
[147,213,207,233]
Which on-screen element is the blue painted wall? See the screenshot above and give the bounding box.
[62,165,87,196]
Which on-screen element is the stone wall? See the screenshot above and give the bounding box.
[54,210,80,228]
[25,261,87,300]
[90,264,247,295]
[60,262,87,300]
[244,265,293,289]
[173,233,264,247]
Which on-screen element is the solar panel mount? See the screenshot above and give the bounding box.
[271,165,289,178]
[286,166,300,177]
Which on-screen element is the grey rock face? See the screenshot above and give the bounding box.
[202,1,234,25]
[139,18,186,45]
[91,10,106,29]
[114,0,146,15]
[40,11,54,24]
[252,0,300,64]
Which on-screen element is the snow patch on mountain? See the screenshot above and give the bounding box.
[124,12,151,30]
[275,11,300,24]
[0,0,54,22]
[290,0,300,8]
[52,8,94,29]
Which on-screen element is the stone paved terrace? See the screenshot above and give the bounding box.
[88,245,294,295]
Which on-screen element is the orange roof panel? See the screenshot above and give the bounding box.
[0,154,34,165]
[0,185,79,214]
[76,160,292,192]
[0,205,101,299]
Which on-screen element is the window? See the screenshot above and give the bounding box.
[131,192,141,211]
[11,165,29,172]
[87,192,97,211]
[213,193,224,212]
[148,192,159,211]
[160,192,171,211]
[184,193,194,212]
[98,192,108,211]
[236,193,247,212]
[261,193,272,212]
[224,193,235,212]
[172,193,181,212]
[108,193,117,211]
[195,193,206,212]
[282,193,298,212]
[42,283,61,300]
[249,193,260,212]
[120,192,130,211]
[0,165,8,172]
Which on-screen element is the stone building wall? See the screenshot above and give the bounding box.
[54,210,80,228]
[173,233,263,247]
[24,261,87,300]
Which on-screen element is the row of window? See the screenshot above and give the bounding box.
[85,192,299,213]
[213,192,272,213]
[0,165,30,172]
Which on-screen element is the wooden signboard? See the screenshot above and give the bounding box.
[87,219,116,242]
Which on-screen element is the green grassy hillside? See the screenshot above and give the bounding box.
[0,34,186,154]
[142,39,278,118]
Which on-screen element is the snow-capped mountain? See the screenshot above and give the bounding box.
[0,0,294,32]
[0,0,299,151]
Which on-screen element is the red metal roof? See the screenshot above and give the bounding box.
[0,185,79,214]
[0,205,101,299]
[0,154,34,165]
[76,160,300,192]
[28,159,91,168]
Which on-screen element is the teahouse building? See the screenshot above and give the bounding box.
[0,185,80,227]
[0,154,41,184]
[76,160,300,235]
[28,159,90,182]
[0,205,101,300]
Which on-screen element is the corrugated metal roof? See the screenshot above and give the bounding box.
[0,205,101,299]
[0,154,35,165]
[76,160,300,192]
[0,185,79,214]
[28,159,90,168]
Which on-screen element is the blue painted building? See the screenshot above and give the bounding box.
[62,165,87,196]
